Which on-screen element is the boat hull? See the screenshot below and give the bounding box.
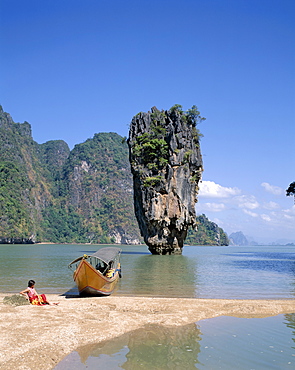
[73,259,120,296]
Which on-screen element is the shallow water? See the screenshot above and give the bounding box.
[1,244,295,299]
[2,243,294,368]
[54,314,295,370]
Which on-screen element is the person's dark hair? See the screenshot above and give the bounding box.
[28,280,35,287]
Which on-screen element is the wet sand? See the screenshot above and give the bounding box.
[1,293,294,369]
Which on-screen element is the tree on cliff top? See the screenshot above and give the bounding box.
[286,182,295,203]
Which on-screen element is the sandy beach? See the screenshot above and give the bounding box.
[0,293,294,369]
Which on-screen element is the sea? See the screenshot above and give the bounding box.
[1,243,295,369]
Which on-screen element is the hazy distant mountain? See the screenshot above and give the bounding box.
[229,231,249,246]
[273,238,295,245]
[0,105,229,246]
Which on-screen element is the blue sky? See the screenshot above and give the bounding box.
[1,0,294,243]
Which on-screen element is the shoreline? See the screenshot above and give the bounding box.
[1,294,294,369]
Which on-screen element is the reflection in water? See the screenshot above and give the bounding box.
[127,255,197,297]
[121,324,201,369]
[1,244,295,298]
[285,313,295,350]
[56,324,201,370]
[55,314,295,369]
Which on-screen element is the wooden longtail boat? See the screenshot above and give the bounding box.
[68,247,122,296]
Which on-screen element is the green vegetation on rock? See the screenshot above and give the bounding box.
[186,214,229,246]
[0,105,228,246]
[3,294,30,306]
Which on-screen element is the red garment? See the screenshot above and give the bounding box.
[29,293,49,305]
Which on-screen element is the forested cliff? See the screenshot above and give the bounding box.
[0,106,229,246]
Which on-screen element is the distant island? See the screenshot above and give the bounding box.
[229,231,252,246]
[229,231,295,246]
[0,105,229,246]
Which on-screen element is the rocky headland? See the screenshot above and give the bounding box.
[128,105,204,254]
[0,105,228,247]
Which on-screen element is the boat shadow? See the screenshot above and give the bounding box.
[61,286,82,298]
[61,284,122,299]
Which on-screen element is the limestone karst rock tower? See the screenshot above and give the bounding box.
[128,105,204,255]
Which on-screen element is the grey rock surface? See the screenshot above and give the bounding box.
[128,106,203,254]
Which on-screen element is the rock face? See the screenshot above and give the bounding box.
[2,105,230,246]
[63,133,142,244]
[128,106,204,254]
[0,105,57,240]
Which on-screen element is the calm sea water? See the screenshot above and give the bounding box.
[1,243,295,299]
[2,243,295,369]
[55,314,295,370]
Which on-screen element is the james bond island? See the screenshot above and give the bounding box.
[128,105,204,255]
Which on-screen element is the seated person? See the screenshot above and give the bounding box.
[20,280,59,306]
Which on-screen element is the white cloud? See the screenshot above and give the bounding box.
[284,205,295,215]
[210,217,224,226]
[199,181,241,198]
[263,201,280,210]
[236,195,259,210]
[197,181,295,241]
[197,202,226,212]
[261,214,271,222]
[282,205,295,221]
[283,214,293,220]
[261,182,283,195]
[243,209,259,217]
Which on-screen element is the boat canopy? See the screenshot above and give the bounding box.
[91,247,122,264]
[69,247,122,268]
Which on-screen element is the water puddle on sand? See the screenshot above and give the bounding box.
[54,314,295,370]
